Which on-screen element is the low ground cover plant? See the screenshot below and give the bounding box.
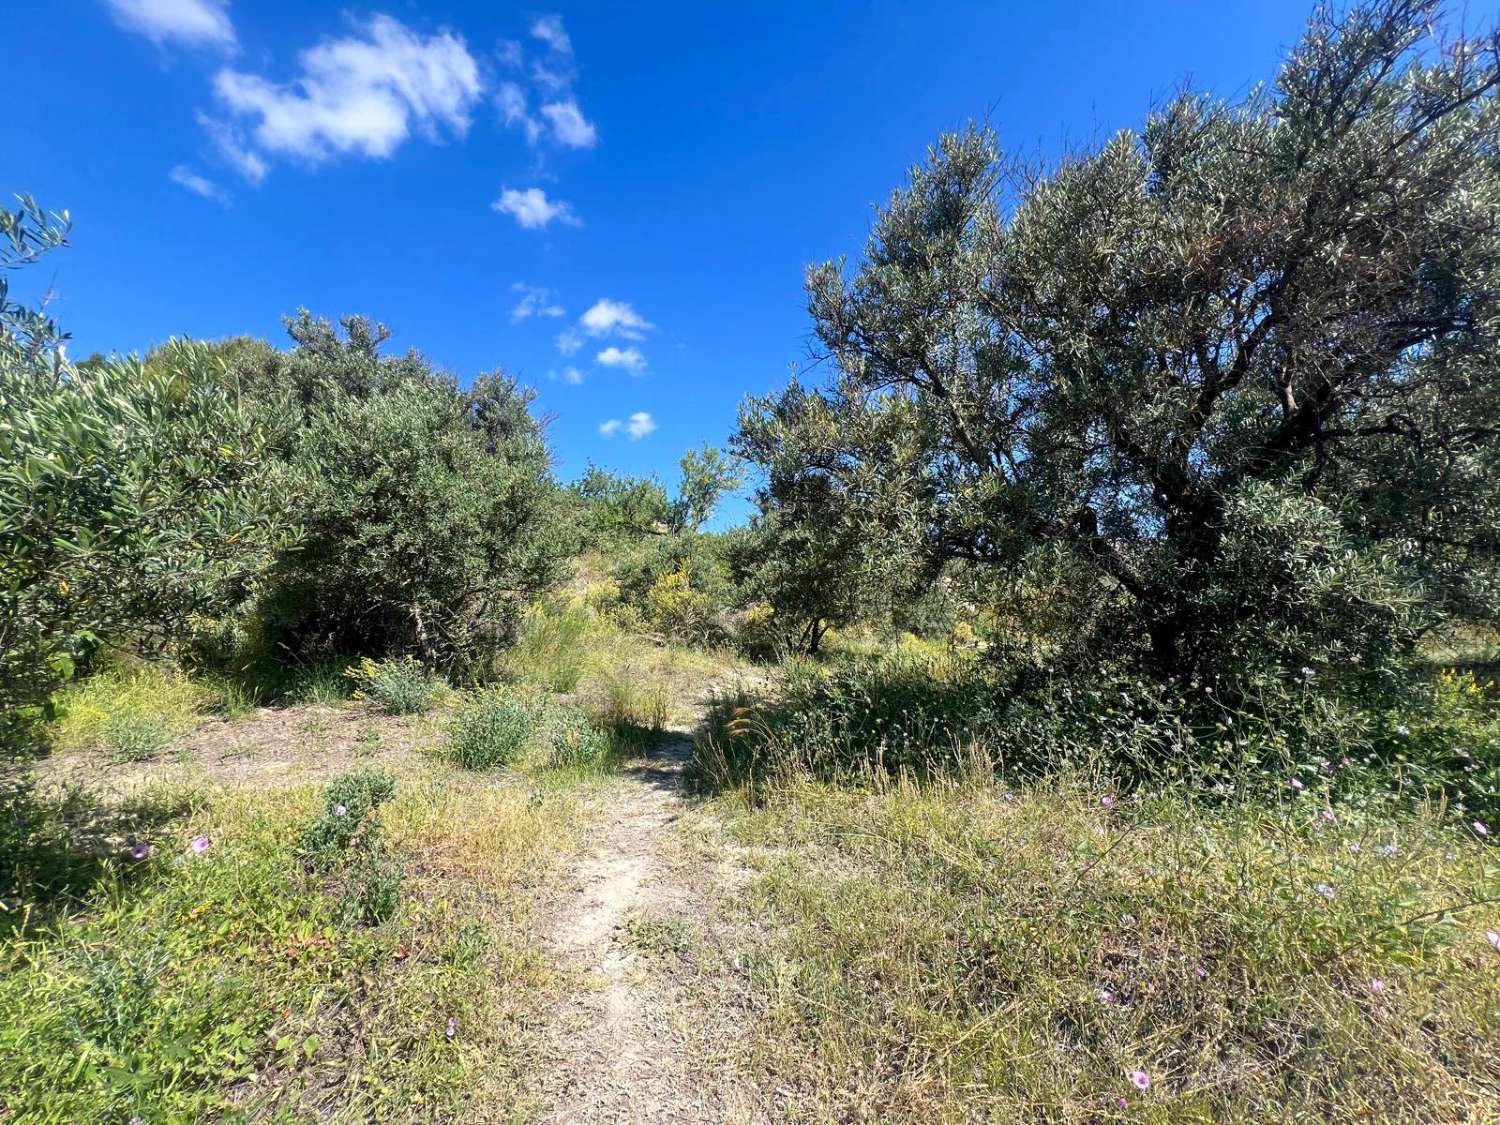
[346,656,443,715]
[707,773,1500,1123]
[0,770,584,1120]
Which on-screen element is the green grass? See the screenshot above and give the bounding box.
[49,665,211,757]
[700,773,1500,1123]
[505,588,748,724]
[0,769,588,1121]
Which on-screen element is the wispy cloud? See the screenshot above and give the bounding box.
[492,186,580,229]
[598,411,656,440]
[211,15,481,167]
[529,14,572,55]
[552,366,584,385]
[580,298,652,339]
[169,164,231,204]
[596,346,647,373]
[556,328,583,356]
[496,82,541,145]
[106,0,235,49]
[496,14,598,150]
[510,283,564,322]
[196,112,267,182]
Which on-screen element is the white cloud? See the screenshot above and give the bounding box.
[106,0,234,48]
[559,366,584,385]
[596,346,647,373]
[530,14,572,56]
[510,283,564,323]
[496,81,541,145]
[212,15,481,165]
[169,164,230,204]
[497,13,595,144]
[492,186,580,229]
[556,328,583,356]
[579,299,652,339]
[598,412,655,439]
[540,100,597,148]
[197,112,267,182]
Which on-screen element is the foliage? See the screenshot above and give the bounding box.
[736,0,1500,691]
[103,712,170,763]
[726,461,934,655]
[447,688,536,769]
[336,844,403,927]
[701,653,1500,823]
[0,194,70,370]
[1,340,289,744]
[504,593,602,693]
[571,444,744,545]
[300,767,397,861]
[346,655,443,715]
[671,443,745,532]
[245,322,568,677]
[540,707,616,773]
[595,671,670,737]
[49,664,210,756]
[571,463,673,542]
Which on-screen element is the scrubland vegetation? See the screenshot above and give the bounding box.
[3,1,1500,1121]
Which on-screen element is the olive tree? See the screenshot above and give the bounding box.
[738,0,1500,687]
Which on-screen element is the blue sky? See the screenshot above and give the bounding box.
[12,1,1495,524]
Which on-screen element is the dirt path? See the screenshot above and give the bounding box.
[538,726,755,1124]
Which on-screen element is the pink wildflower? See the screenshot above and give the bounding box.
[1129,1069,1151,1090]
[189,835,211,854]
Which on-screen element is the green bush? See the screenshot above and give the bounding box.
[448,689,534,769]
[347,657,441,715]
[0,340,288,744]
[504,596,598,692]
[703,653,1500,824]
[541,708,615,772]
[239,318,569,678]
[300,767,397,862]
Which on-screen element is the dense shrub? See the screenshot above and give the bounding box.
[702,654,1500,823]
[346,656,442,715]
[616,533,740,645]
[1,339,287,743]
[259,353,568,677]
[447,689,535,769]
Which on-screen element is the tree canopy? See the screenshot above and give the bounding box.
[737,0,1500,684]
